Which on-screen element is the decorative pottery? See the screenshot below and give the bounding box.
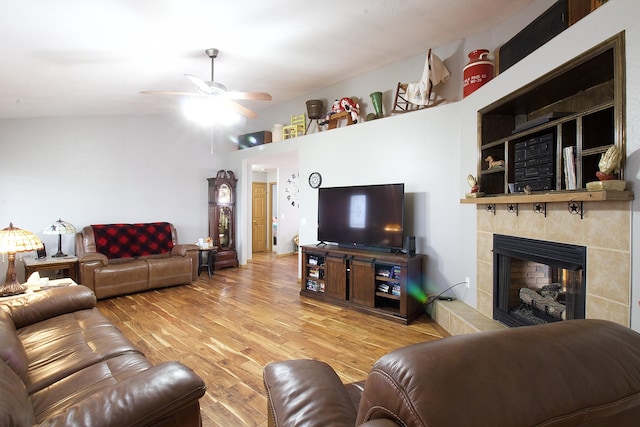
[463,49,493,98]
[271,124,283,142]
[370,91,383,118]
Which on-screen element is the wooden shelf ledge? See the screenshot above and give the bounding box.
[460,190,634,205]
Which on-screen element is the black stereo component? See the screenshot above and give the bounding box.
[403,236,416,256]
[514,133,555,192]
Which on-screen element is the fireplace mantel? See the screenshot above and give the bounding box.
[460,189,633,205]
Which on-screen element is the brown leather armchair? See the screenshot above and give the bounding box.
[264,319,640,426]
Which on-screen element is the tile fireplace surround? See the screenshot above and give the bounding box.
[434,200,632,335]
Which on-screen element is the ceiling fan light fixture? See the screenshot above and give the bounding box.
[182,97,242,127]
[208,81,227,92]
[142,48,269,119]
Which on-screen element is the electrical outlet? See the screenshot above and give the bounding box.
[465,277,470,289]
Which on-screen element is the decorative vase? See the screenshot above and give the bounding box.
[271,124,283,142]
[463,49,494,98]
[370,91,383,118]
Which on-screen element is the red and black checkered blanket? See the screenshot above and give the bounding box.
[91,222,175,259]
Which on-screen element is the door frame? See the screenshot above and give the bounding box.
[268,181,277,252]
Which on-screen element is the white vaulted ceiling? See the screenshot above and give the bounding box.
[0,0,536,119]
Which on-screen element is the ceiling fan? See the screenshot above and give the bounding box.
[141,48,271,119]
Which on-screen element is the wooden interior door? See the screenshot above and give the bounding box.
[252,182,267,253]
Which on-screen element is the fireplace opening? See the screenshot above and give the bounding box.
[493,234,586,327]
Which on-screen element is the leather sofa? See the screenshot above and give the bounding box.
[0,285,206,426]
[75,222,199,299]
[264,319,640,427]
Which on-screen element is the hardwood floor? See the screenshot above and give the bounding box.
[96,252,447,427]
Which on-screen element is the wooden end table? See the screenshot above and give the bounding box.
[23,256,78,282]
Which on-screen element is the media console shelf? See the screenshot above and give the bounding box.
[301,245,424,324]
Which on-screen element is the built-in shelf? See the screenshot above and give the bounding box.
[476,33,625,197]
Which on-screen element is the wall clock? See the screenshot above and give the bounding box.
[285,172,299,207]
[308,172,322,189]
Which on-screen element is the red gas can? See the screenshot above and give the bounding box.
[463,49,494,98]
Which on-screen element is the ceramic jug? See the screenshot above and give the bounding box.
[271,124,283,142]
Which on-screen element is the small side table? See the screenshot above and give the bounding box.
[197,248,216,278]
[23,256,78,282]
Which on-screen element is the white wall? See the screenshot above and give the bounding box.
[299,105,468,299]
[227,101,472,303]
[0,115,224,281]
[275,168,301,255]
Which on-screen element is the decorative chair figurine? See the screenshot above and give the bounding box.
[391,48,450,114]
[282,114,306,139]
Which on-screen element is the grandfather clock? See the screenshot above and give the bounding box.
[208,170,239,269]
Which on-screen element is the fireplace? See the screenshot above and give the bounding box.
[493,234,586,327]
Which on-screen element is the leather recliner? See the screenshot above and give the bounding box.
[75,222,199,299]
[264,319,640,427]
[0,285,206,426]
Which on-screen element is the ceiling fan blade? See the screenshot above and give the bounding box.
[142,91,256,118]
[221,98,258,119]
[225,91,272,101]
[139,90,205,97]
[185,74,217,95]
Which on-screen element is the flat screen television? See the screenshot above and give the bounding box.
[317,183,404,252]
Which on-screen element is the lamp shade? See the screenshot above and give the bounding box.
[43,218,76,236]
[0,223,44,296]
[0,222,44,254]
[43,218,75,258]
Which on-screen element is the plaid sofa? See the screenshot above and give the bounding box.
[75,222,199,299]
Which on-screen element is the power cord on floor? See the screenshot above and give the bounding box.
[424,281,468,309]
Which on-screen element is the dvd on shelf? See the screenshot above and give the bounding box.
[306,279,325,293]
